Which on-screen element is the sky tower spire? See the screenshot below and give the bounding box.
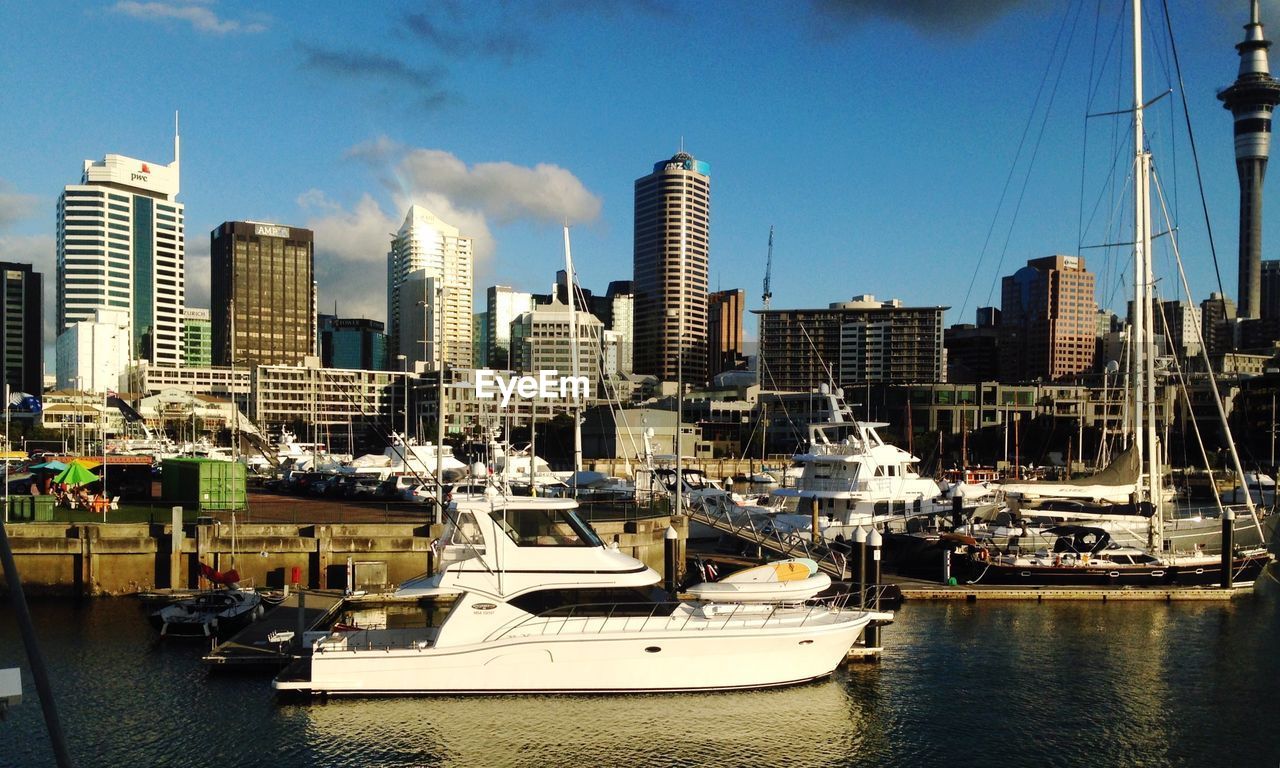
[1219,0,1280,319]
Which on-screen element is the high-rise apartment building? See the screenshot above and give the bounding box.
[182,307,211,367]
[707,289,745,381]
[1000,255,1097,382]
[511,301,603,395]
[486,285,534,370]
[57,136,184,372]
[1219,1,1280,320]
[758,296,945,391]
[633,151,711,385]
[0,263,43,397]
[387,206,473,370]
[210,221,316,367]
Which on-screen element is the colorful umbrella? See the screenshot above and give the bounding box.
[53,462,98,487]
[29,461,68,472]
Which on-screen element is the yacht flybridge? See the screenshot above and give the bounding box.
[273,493,889,696]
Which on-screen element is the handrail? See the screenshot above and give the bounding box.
[486,592,860,643]
[685,494,850,579]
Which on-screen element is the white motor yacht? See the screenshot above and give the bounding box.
[768,386,956,541]
[274,493,889,696]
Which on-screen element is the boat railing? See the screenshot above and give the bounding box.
[686,494,849,579]
[486,592,860,642]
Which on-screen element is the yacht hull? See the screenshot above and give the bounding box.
[274,611,875,696]
[957,552,1272,587]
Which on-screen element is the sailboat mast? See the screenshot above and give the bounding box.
[563,225,583,476]
[1132,0,1163,547]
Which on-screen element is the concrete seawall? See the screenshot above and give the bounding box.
[1,516,687,597]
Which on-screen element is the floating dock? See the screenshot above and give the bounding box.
[202,590,345,669]
[890,577,1249,602]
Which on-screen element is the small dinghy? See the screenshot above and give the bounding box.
[685,558,831,603]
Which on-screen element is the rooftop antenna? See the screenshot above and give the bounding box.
[173,110,181,195]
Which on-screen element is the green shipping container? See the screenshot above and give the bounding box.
[161,458,246,511]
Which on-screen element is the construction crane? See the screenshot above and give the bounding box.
[762,225,774,310]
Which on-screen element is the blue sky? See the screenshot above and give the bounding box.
[0,0,1273,363]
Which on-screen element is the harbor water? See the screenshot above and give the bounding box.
[2,582,1280,768]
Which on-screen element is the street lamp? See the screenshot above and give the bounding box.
[396,354,408,440]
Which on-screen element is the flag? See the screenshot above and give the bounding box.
[7,392,40,413]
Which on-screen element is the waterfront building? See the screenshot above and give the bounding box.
[54,309,130,392]
[210,221,316,367]
[486,285,534,370]
[0,262,43,397]
[633,151,711,385]
[387,206,473,370]
[249,356,408,440]
[1219,1,1280,319]
[757,295,945,391]
[510,301,603,395]
[319,315,388,371]
[707,288,746,380]
[182,307,211,367]
[123,362,250,400]
[57,136,184,370]
[1000,255,1097,382]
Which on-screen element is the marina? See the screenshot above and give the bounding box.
[8,0,1280,765]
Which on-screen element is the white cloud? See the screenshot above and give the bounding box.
[111,1,268,35]
[388,145,602,226]
[299,143,601,319]
[299,193,399,322]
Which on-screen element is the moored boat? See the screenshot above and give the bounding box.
[273,492,890,696]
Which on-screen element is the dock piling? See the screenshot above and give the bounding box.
[1222,508,1235,589]
[865,528,882,649]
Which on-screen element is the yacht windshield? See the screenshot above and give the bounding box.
[489,508,603,547]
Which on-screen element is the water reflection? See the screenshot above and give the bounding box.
[289,675,877,768]
[3,594,1280,767]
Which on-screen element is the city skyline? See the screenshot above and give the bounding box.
[0,1,1275,371]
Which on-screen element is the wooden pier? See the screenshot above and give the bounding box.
[202,590,345,669]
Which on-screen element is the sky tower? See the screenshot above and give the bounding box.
[1219,0,1280,320]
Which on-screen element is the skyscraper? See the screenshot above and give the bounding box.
[387,206,473,370]
[1219,0,1280,320]
[707,288,745,380]
[1000,255,1097,382]
[633,151,711,385]
[319,315,387,371]
[210,221,316,366]
[0,262,43,397]
[486,285,534,370]
[57,132,184,371]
